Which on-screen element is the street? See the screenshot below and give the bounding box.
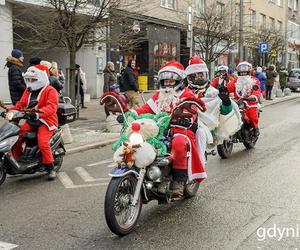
[1,98,300,250]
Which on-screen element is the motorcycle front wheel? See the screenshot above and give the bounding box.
[217,139,233,159]
[0,162,7,186]
[104,175,142,236]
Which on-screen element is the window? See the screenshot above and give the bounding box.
[216,1,225,15]
[259,13,266,29]
[288,20,300,39]
[294,0,298,11]
[269,17,275,31]
[277,0,282,6]
[289,0,293,9]
[161,0,176,9]
[194,0,205,17]
[277,20,283,32]
[249,9,256,28]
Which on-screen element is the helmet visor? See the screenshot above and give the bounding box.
[158,71,182,81]
[237,64,251,72]
[187,72,208,84]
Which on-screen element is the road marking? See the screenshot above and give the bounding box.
[0,241,18,250]
[107,163,116,168]
[75,167,110,182]
[87,159,112,167]
[57,172,109,189]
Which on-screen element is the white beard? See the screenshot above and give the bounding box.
[157,87,181,113]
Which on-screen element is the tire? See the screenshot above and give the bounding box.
[184,181,200,198]
[53,147,64,172]
[0,163,7,187]
[104,175,142,236]
[217,139,233,159]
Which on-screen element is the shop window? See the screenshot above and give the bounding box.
[161,0,176,10]
[153,42,177,74]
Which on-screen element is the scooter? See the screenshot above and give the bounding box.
[0,102,66,186]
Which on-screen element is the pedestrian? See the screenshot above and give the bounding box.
[122,60,140,109]
[29,57,42,66]
[103,62,118,117]
[5,49,26,105]
[254,66,266,99]
[75,64,87,109]
[278,66,288,92]
[49,62,64,93]
[265,64,278,100]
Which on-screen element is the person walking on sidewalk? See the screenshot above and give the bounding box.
[75,64,87,109]
[255,66,266,100]
[122,60,140,109]
[5,49,26,105]
[265,65,278,100]
[103,62,118,117]
[279,66,288,92]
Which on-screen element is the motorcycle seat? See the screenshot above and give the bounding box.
[23,132,37,140]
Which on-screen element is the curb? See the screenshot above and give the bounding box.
[262,95,300,108]
[66,138,118,155]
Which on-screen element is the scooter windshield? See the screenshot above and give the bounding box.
[236,76,254,98]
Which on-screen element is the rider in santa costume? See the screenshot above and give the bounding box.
[211,65,236,90]
[10,64,59,180]
[226,61,261,136]
[103,61,207,197]
[185,56,242,165]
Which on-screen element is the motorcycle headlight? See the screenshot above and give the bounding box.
[6,111,15,121]
[0,136,18,149]
[129,132,144,144]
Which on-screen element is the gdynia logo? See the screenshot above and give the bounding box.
[257,224,300,241]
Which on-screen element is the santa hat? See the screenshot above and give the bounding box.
[158,61,186,79]
[35,63,50,77]
[185,55,208,76]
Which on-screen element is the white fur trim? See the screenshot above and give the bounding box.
[158,66,186,79]
[39,118,57,131]
[173,133,207,182]
[146,98,160,114]
[185,63,208,76]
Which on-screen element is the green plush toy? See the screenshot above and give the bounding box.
[112,112,171,156]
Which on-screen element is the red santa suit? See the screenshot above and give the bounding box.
[135,86,207,183]
[226,76,261,128]
[211,75,236,89]
[10,65,58,164]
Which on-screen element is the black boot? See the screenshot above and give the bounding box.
[172,169,187,197]
[44,163,56,181]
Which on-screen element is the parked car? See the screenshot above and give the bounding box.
[287,68,300,91]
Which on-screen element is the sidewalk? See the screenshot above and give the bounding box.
[65,91,300,154]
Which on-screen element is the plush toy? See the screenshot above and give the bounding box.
[112,112,171,156]
[117,142,141,168]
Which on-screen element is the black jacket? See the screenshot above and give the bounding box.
[122,65,138,92]
[49,76,64,92]
[6,59,26,105]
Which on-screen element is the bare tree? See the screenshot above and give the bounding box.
[192,2,238,72]
[245,28,286,65]
[13,0,121,105]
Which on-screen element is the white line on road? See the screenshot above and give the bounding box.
[75,167,110,182]
[0,241,18,250]
[87,159,112,167]
[57,172,109,189]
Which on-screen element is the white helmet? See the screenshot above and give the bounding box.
[217,65,229,72]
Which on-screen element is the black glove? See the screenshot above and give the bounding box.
[245,95,257,102]
[218,87,231,106]
[175,118,192,128]
[26,112,38,121]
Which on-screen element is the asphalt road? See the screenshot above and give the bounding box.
[1,98,300,250]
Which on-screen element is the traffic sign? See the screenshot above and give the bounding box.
[259,43,269,53]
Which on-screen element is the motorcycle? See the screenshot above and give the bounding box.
[0,101,67,186]
[102,95,205,236]
[217,78,261,159]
